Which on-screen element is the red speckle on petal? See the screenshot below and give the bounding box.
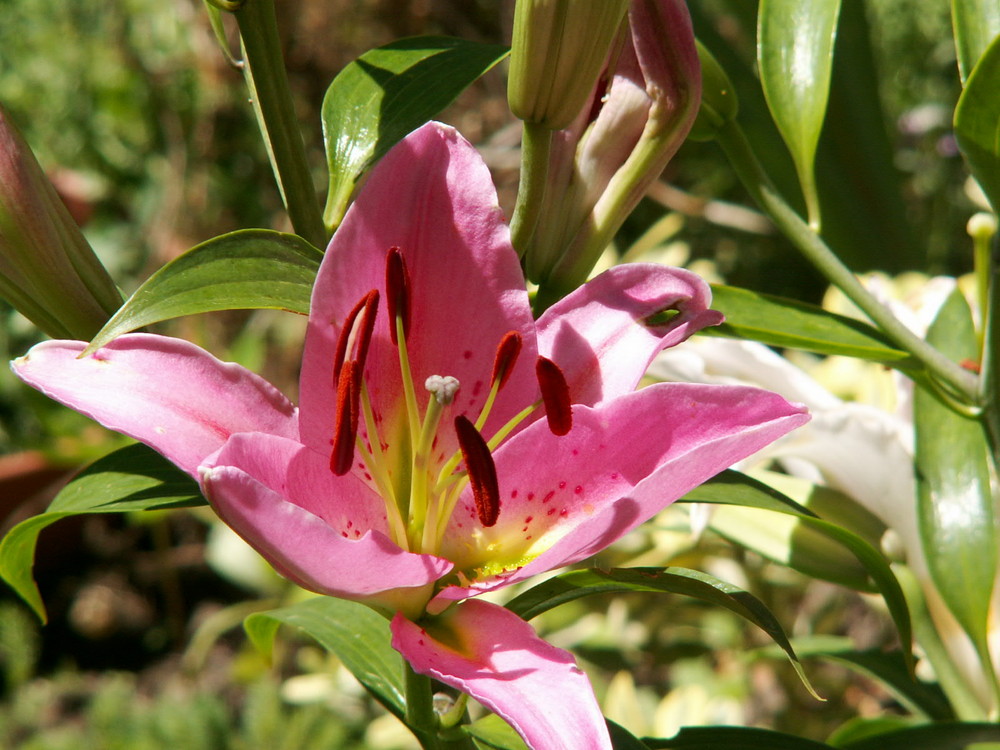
[511,489,518,499]
[527,492,535,501]
[574,485,583,494]
[558,481,566,489]
[542,491,554,503]
[560,509,569,517]
[547,508,556,516]
[610,472,619,480]
[526,535,532,540]
[464,350,473,359]
[524,516,533,523]
[572,448,579,456]
[341,531,349,538]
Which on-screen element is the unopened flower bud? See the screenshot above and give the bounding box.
[508,0,629,131]
[0,106,121,338]
[524,0,701,304]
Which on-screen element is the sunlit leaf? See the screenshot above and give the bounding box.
[951,0,1000,84]
[506,566,819,698]
[682,471,913,669]
[0,444,203,621]
[244,596,406,720]
[954,33,1000,211]
[322,36,508,231]
[463,715,529,750]
[87,229,322,352]
[758,0,842,229]
[914,289,996,677]
[706,285,917,368]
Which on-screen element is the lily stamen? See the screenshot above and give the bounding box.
[454,415,500,527]
[536,356,573,435]
[474,330,523,431]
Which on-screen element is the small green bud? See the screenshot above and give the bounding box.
[0,106,121,338]
[508,0,629,131]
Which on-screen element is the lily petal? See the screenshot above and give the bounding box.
[299,122,538,458]
[10,334,297,477]
[434,383,808,604]
[201,433,452,607]
[536,264,722,407]
[391,599,611,750]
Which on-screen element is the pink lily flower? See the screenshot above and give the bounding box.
[12,122,807,750]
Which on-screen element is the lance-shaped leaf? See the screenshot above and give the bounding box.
[914,289,996,683]
[86,229,322,352]
[954,33,1000,211]
[244,596,407,720]
[0,444,203,621]
[705,285,917,369]
[505,566,819,698]
[757,0,842,229]
[951,0,1000,84]
[644,726,834,749]
[322,36,508,231]
[681,471,913,667]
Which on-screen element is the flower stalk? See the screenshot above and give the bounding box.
[714,118,980,408]
[232,0,326,249]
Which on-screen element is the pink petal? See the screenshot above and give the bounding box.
[201,434,452,609]
[434,383,807,605]
[299,123,538,460]
[10,334,297,477]
[536,264,723,407]
[391,600,611,750]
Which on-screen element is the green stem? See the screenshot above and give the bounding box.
[510,122,553,257]
[405,662,440,749]
[234,0,326,249]
[977,217,1000,480]
[715,119,979,406]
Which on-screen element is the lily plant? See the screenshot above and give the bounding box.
[12,122,808,749]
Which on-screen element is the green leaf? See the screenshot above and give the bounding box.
[951,0,1000,84]
[840,722,1000,749]
[758,0,842,229]
[0,444,203,621]
[322,36,509,231]
[244,596,406,720]
[682,471,914,670]
[704,471,884,592]
[706,285,918,368]
[86,230,323,351]
[505,566,819,699]
[772,638,952,720]
[644,726,834,749]
[954,33,1000,212]
[609,720,652,750]
[463,715,529,750]
[914,290,996,685]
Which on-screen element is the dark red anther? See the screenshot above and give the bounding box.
[333,290,379,381]
[331,361,361,475]
[454,415,500,527]
[385,247,411,345]
[490,331,523,390]
[535,356,572,436]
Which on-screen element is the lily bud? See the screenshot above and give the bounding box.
[523,0,701,304]
[0,106,121,339]
[508,0,629,131]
